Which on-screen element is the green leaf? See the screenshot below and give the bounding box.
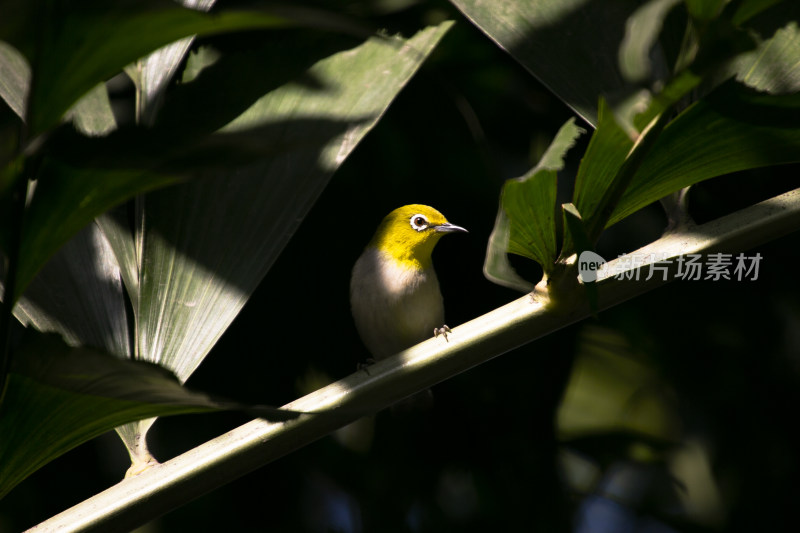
[619,0,682,82]
[685,0,727,21]
[557,325,681,443]
[2,0,351,137]
[180,45,222,84]
[484,118,584,289]
[0,331,300,499]
[11,161,181,304]
[562,98,671,255]
[631,69,703,132]
[97,208,141,312]
[562,203,592,266]
[572,101,632,222]
[483,210,536,293]
[588,110,671,245]
[732,20,800,94]
[13,222,130,358]
[0,40,29,119]
[65,82,117,137]
[562,203,599,311]
[127,0,218,126]
[610,83,800,226]
[561,100,632,258]
[502,168,558,264]
[448,0,642,126]
[731,0,783,25]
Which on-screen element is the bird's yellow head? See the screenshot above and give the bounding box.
[368,204,467,269]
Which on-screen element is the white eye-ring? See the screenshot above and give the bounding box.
[409,214,429,231]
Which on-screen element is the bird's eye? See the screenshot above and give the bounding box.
[410,214,429,231]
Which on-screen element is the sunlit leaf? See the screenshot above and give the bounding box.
[572,101,632,225]
[65,82,117,137]
[610,83,800,226]
[484,118,583,289]
[560,100,631,258]
[618,0,681,82]
[732,21,800,94]
[13,222,130,357]
[631,69,702,132]
[97,208,141,312]
[12,161,181,304]
[483,209,536,293]
[0,40,29,119]
[128,0,218,126]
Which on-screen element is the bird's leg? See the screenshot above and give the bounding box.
[434,325,451,342]
[357,357,376,375]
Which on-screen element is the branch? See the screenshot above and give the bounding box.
[31,187,800,533]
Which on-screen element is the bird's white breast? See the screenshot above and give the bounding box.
[350,247,444,359]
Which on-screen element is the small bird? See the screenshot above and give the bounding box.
[350,204,467,360]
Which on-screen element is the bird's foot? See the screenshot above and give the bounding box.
[357,357,376,375]
[434,325,451,342]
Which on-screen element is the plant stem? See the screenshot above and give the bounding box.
[31,187,800,533]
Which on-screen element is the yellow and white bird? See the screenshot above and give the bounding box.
[350,204,467,359]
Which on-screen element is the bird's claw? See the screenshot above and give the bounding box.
[357,357,376,375]
[434,325,451,342]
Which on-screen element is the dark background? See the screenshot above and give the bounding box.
[2,1,800,531]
